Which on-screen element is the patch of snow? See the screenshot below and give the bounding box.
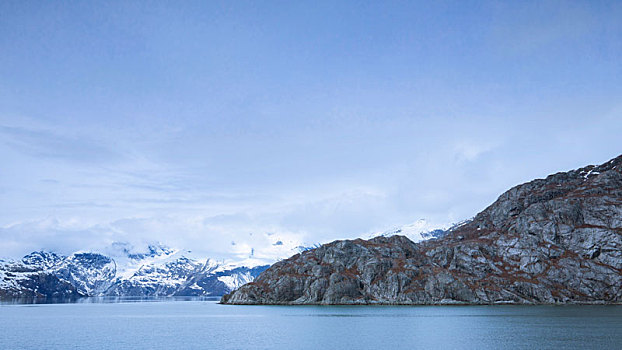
[368,219,452,243]
[217,272,254,291]
[215,257,270,272]
[582,167,601,180]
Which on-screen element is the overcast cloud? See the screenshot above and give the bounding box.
[1,1,621,260]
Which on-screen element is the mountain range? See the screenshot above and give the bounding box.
[0,244,269,300]
[0,222,449,301]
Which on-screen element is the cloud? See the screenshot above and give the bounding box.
[0,184,454,260]
[0,214,312,262]
[0,218,115,258]
[0,125,121,164]
[453,139,495,163]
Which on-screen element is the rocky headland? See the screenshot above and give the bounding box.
[222,155,622,305]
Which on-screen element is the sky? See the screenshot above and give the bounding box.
[1,0,621,261]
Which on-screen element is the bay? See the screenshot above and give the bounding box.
[1,299,620,349]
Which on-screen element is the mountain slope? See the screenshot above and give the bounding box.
[222,155,622,304]
[0,247,269,299]
[367,219,452,242]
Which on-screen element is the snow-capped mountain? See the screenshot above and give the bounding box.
[367,219,454,242]
[0,244,269,300]
[0,224,452,300]
[367,218,477,243]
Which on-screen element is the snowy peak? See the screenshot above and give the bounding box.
[21,251,64,269]
[369,219,451,243]
[126,244,176,260]
[0,246,270,300]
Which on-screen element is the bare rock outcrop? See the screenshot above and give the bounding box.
[222,155,622,304]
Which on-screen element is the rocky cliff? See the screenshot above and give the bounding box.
[222,155,622,304]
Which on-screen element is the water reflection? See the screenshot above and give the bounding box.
[0,296,222,305]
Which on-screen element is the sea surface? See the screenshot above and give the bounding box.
[1,298,621,349]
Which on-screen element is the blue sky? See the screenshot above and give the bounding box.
[1,1,621,260]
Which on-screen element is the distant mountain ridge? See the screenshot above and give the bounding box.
[222,155,622,305]
[0,245,269,300]
[0,221,451,301]
[368,218,468,242]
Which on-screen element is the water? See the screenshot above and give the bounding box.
[1,299,621,349]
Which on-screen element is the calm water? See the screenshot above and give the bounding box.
[0,299,621,349]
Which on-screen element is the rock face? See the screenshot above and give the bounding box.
[0,248,268,300]
[222,155,622,304]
